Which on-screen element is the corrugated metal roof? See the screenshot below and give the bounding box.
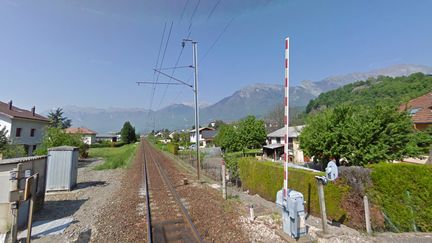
[48,146,79,151]
[267,125,305,138]
[0,155,48,165]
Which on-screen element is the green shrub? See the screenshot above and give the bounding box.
[238,158,349,222]
[368,163,432,232]
[35,127,87,157]
[1,144,26,159]
[167,143,179,155]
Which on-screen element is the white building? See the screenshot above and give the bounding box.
[189,127,215,148]
[65,127,97,145]
[263,125,306,163]
[0,100,50,155]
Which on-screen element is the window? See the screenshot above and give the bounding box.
[16,128,22,137]
[30,128,36,137]
[276,137,281,144]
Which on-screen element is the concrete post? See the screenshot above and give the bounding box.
[221,161,227,200]
[364,195,372,235]
[249,205,255,221]
[317,181,328,233]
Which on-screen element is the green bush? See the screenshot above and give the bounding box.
[35,127,87,157]
[368,163,432,232]
[167,143,179,155]
[238,158,349,222]
[1,144,26,159]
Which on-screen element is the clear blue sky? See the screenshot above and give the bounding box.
[1,0,432,111]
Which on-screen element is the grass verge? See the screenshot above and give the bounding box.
[90,143,138,170]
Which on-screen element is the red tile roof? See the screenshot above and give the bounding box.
[0,101,50,123]
[65,127,97,135]
[399,92,432,124]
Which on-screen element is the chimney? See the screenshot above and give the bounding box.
[31,106,36,116]
[8,100,12,110]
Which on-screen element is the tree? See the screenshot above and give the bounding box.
[237,116,267,150]
[208,120,226,130]
[48,108,72,129]
[215,116,266,152]
[0,126,8,151]
[299,104,430,166]
[214,124,243,152]
[121,121,137,144]
[172,132,180,143]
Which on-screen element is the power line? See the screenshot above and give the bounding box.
[179,0,190,23]
[150,21,173,110]
[201,16,235,63]
[148,22,167,130]
[206,0,222,22]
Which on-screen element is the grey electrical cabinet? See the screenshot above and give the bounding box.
[276,189,307,238]
[46,146,79,191]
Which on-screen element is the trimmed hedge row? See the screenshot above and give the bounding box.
[90,142,126,148]
[238,158,350,222]
[167,143,179,155]
[368,163,432,232]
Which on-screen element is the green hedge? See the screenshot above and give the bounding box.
[167,143,179,155]
[238,158,349,222]
[368,163,432,232]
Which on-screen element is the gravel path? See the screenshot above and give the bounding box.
[29,158,125,243]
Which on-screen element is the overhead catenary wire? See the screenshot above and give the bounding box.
[150,21,174,111]
[206,0,222,22]
[179,0,190,23]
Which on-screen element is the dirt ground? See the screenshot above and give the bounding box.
[29,158,125,243]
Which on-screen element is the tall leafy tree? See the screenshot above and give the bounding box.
[237,116,266,150]
[121,121,137,144]
[300,105,430,166]
[214,124,242,152]
[0,126,8,151]
[48,108,72,129]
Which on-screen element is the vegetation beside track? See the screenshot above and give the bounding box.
[90,143,138,170]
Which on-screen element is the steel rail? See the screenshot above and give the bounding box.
[142,143,153,243]
[144,141,204,243]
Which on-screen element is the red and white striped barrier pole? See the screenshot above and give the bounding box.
[284,37,290,200]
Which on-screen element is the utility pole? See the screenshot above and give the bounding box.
[137,38,201,181]
[190,40,201,181]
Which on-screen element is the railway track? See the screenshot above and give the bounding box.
[142,140,204,243]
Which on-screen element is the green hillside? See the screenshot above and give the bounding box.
[306,73,432,113]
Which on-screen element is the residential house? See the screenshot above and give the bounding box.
[399,92,432,130]
[201,129,218,148]
[65,127,97,145]
[263,125,306,163]
[189,127,215,148]
[0,100,50,155]
[95,134,118,143]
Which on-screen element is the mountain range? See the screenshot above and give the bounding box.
[59,64,432,133]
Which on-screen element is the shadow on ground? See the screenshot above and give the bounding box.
[75,181,107,190]
[34,199,87,221]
